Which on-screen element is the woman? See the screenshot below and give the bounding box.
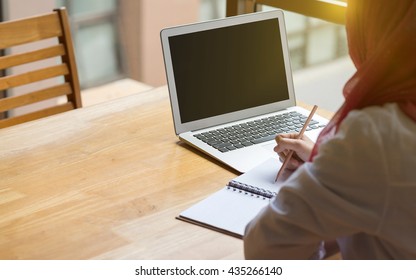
[244,0,416,259]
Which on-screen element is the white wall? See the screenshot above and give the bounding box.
[3,0,55,20]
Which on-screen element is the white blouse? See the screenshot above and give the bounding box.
[244,103,416,259]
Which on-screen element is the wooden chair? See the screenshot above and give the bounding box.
[0,7,82,128]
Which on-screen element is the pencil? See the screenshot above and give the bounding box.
[275,105,318,182]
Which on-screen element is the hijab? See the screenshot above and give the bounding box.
[310,0,416,159]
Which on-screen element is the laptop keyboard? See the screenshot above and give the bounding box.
[193,111,325,153]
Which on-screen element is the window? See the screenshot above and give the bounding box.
[281,10,348,70]
[57,0,124,88]
[200,1,348,70]
[253,3,348,71]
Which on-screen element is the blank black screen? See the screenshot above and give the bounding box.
[169,18,289,123]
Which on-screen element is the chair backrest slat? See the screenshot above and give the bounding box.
[0,45,66,70]
[0,83,72,112]
[0,102,74,128]
[0,14,62,49]
[0,64,69,91]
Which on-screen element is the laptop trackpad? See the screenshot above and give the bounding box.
[261,142,276,153]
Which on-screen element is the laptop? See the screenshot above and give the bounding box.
[161,10,328,173]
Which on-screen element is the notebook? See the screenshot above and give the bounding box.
[161,10,328,173]
[177,158,282,238]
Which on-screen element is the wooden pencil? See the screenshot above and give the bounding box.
[275,105,318,182]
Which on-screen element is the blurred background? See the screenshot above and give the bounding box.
[1,0,354,112]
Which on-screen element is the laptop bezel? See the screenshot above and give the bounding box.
[160,10,296,135]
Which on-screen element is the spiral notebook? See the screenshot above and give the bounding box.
[177,158,282,238]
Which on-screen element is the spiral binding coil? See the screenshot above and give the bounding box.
[227,180,276,199]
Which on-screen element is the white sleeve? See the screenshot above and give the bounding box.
[244,110,388,259]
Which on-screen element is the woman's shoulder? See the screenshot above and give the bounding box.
[339,103,415,139]
[315,103,414,180]
[325,103,416,184]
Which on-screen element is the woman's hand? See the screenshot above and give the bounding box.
[274,133,315,170]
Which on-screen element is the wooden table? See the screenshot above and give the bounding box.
[0,85,333,260]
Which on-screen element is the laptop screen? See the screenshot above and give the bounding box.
[161,10,296,135]
[168,18,289,123]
